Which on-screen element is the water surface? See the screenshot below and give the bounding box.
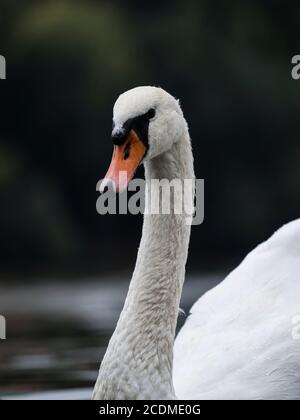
[0,275,222,399]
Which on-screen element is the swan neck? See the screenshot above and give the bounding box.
[94,128,194,400]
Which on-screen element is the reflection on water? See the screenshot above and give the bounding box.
[0,275,222,399]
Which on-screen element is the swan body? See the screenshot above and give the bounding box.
[174,220,300,400]
[93,86,300,400]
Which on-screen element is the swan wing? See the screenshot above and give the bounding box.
[173,220,300,400]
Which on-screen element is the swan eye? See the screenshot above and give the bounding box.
[111,108,156,148]
[147,108,156,120]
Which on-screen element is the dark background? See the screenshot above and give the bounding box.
[0,0,299,397]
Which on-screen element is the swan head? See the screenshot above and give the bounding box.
[101,86,186,192]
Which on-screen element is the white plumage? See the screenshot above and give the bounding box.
[94,86,300,400]
[174,220,300,399]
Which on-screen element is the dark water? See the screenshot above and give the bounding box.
[0,275,222,399]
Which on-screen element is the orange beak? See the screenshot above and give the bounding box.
[101,129,146,193]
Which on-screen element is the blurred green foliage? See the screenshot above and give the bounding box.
[0,0,300,275]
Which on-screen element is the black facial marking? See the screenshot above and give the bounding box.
[146,108,156,120]
[111,108,156,150]
[111,124,130,146]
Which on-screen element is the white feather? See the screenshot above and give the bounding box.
[174,220,300,400]
[94,86,300,400]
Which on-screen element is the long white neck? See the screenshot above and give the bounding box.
[93,127,194,400]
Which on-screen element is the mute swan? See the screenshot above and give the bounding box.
[93,86,300,400]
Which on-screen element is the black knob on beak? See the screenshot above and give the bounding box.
[112,127,126,146]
